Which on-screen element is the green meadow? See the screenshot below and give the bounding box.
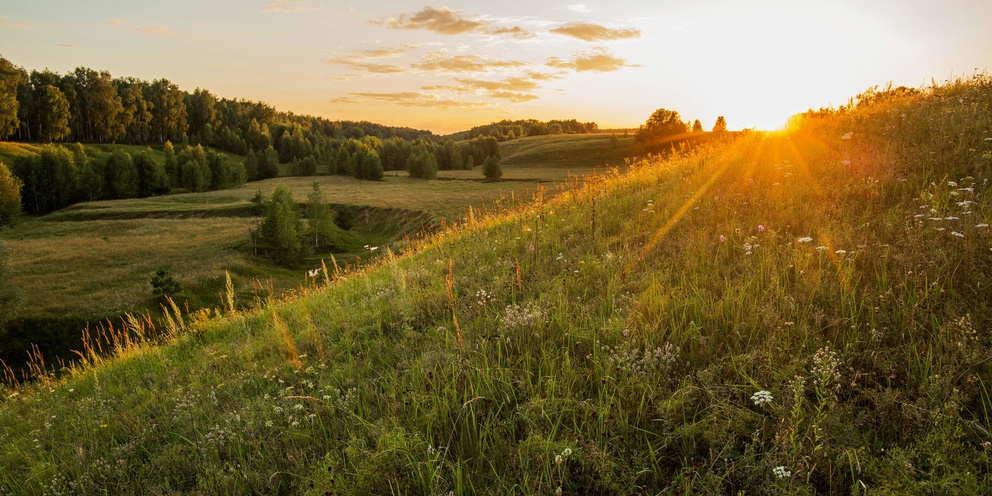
[1,77,990,494]
[0,135,636,357]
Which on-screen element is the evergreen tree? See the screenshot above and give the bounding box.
[260,146,280,179]
[0,161,22,227]
[692,119,703,132]
[258,185,304,266]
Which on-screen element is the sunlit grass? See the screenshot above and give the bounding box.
[2,74,992,494]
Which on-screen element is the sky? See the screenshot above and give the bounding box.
[1,0,990,134]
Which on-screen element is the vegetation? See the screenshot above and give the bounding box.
[0,161,21,227]
[1,75,989,493]
[0,241,23,330]
[482,155,502,182]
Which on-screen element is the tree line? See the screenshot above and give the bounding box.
[635,108,728,153]
[449,119,598,142]
[0,55,435,149]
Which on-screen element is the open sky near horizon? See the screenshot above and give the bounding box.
[2,0,990,134]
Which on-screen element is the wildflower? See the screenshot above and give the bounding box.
[958,187,974,192]
[797,237,813,243]
[841,160,851,165]
[751,390,773,406]
[948,181,958,187]
[720,235,726,242]
[835,249,847,255]
[815,245,828,251]
[976,224,989,228]
[555,454,563,465]
[952,231,964,237]
[841,132,853,140]
[773,466,792,478]
[757,225,765,232]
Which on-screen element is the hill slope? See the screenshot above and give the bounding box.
[2,77,992,494]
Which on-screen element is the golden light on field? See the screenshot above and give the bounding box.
[2,0,990,133]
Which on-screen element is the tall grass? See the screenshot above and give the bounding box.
[1,74,991,494]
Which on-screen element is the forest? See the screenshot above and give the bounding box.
[0,55,590,217]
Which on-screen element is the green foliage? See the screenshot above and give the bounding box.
[163,140,178,184]
[134,150,170,197]
[406,149,438,179]
[0,160,22,227]
[482,155,502,181]
[38,84,70,141]
[259,146,279,179]
[352,143,383,181]
[0,56,22,137]
[692,119,703,132]
[257,184,305,266]
[305,182,336,249]
[104,148,138,199]
[148,267,181,298]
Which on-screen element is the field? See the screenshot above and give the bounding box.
[1,77,990,494]
[0,134,636,358]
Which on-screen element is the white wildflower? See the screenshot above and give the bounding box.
[952,231,964,237]
[841,132,853,140]
[751,390,773,406]
[773,466,792,478]
[948,181,958,187]
[815,245,828,251]
[835,249,847,255]
[976,224,989,228]
[797,237,813,243]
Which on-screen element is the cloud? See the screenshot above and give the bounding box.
[261,1,312,13]
[545,47,637,72]
[424,76,542,103]
[355,44,419,58]
[370,6,532,38]
[107,19,170,36]
[550,22,640,42]
[567,4,592,13]
[342,91,488,108]
[412,52,528,73]
[326,56,408,74]
[133,26,168,36]
[0,18,31,28]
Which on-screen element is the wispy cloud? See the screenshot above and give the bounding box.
[133,26,168,36]
[107,19,171,36]
[354,44,419,58]
[412,52,528,73]
[424,76,543,102]
[370,6,532,38]
[567,4,592,14]
[326,58,409,74]
[0,18,32,28]
[261,1,313,13]
[339,91,489,108]
[550,22,640,42]
[545,47,638,72]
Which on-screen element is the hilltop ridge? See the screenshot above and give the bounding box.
[1,75,992,494]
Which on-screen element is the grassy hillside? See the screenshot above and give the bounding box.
[2,76,992,494]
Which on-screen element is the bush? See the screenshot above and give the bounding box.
[482,156,502,182]
[406,150,437,179]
